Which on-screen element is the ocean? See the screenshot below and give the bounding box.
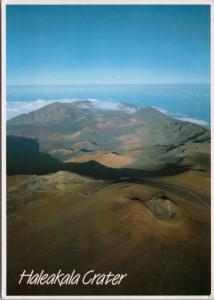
[7,84,210,127]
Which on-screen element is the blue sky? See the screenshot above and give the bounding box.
[7,5,210,85]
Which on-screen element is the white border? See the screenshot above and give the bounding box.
[1,0,213,299]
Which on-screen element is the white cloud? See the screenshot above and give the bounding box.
[7,98,139,120]
[88,99,138,113]
[153,106,209,127]
[7,100,209,127]
[175,117,209,127]
[152,106,168,115]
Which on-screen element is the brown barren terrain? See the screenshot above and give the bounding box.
[7,170,210,295]
[64,151,135,168]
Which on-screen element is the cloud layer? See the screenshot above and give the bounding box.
[7,98,138,120]
[7,99,209,127]
[153,106,209,127]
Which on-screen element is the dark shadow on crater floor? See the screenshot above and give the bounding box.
[7,135,189,180]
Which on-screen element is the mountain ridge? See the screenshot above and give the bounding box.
[7,101,210,172]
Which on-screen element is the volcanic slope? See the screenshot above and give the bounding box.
[7,101,211,295]
[7,101,210,172]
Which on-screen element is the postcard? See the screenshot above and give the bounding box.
[1,0,212,298]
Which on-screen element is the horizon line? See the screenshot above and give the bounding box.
[6,82,211,87]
